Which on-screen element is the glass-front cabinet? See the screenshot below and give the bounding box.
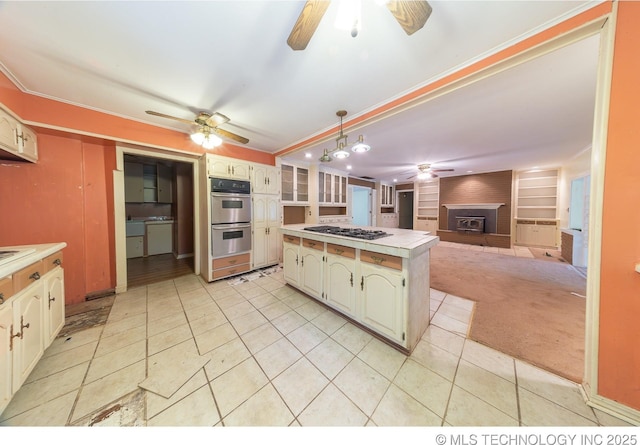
[318,167,348,206]
[281,163,309,204]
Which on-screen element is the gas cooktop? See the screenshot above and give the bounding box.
[303,225,392,240]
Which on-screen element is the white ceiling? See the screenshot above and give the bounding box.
[0,1,602,182]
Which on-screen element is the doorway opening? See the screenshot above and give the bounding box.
[350,185,372,226]
[397,190,414,229]
[121,152,196,289]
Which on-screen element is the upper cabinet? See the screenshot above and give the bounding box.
[124,161,173,203]
[206,154,250,180]
[251,164,280,195]
[0,106,38,163]
[380,183,394,208]
[281,163,309,204]
[318,168,348,206]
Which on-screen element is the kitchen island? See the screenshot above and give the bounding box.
[279,224,439,353]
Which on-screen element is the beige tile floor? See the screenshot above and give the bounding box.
[0,265,632,428]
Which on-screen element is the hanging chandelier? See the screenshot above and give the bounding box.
[319,110,371,162]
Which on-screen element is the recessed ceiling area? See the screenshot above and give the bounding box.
[0,1,603,181]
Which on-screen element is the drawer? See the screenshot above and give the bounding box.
[536,220,557,226]
[212,253,251,270]
[43,251,63,274]
[283,235,300,245]
[360,250,403,271]
[0,276,13,305]
[13,260,44,294]
[302,238,324,252]
[326,243,356,259]
[212,263,251,280]
[517,220,536,225]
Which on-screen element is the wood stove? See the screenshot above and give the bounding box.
[456,216,486,233]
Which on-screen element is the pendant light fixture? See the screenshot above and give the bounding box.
[319,110,371,162]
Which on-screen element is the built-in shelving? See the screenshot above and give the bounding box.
[514,169,559,247]
[414,178,439,232]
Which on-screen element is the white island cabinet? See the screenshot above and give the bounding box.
[0,243,66,416]
[279,224,439,353]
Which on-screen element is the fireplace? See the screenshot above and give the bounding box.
[443,203,504,234]
[456,216,486,233]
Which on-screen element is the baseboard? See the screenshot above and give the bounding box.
[85,288,116,301]
[583,390,640,425]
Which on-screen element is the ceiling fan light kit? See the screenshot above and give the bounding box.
[145,109,249,148]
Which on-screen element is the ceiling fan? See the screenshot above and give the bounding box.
[145,110,249,145]
[287,0,432,51]
[407,163,454,180]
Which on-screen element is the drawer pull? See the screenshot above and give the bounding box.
[0,293,4,305]
[53,258,62,266]
[229,259,237,264]
[335,248,344,255]
[29,271,41,281]
[308,242,315,247]
[370,255,386,265]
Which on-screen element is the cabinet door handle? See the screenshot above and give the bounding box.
[301,257,304,267]
[29,271,41,281]
[295,255,298,265]
[361,276,364,291]
[10,324,21,351]
[350,272,353,287]
[21,316,30,334]
[49,292,56,309]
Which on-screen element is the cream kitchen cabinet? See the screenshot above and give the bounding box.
[380,183,394,208]
[0,302,12,414]
[281,163,309,204]
[0,106,38,163]
[44,252,65,347]
[515,219,558,247]
[252,194,281,269]
[0,243,66,416]
[206,154,250,180]
[358,253,405,344]
[282,235,301,286]
[324,244,357,318]
[251,164,280,195]
[318,168,348,206]
[299,239,324,300]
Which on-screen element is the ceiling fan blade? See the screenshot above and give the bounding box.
[432,168,454,172]
[145,110,195,126]
[386,0,432,36]
[205,112,230,127]
[287,0,330,51]
[213,127,249,144]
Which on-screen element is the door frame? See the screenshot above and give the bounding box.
[113,144,202,293]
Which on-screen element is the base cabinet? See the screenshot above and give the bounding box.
[283,236,408,348]
[0,246,65,416]
[300,243,324,300]
[515,220,558,247]
[0,304,13,413]
[359,262,405,343]
[324,251,357,317]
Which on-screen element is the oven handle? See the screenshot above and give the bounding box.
[211,192,250,198]
[211,223,251,230]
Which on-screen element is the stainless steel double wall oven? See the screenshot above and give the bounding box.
[210,177,251,259]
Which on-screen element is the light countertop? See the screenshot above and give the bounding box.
[0,242,67,277]
[279,224,439,258]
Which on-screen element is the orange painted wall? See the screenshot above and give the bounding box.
[0,131,115,304]
[597,0,640,411]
